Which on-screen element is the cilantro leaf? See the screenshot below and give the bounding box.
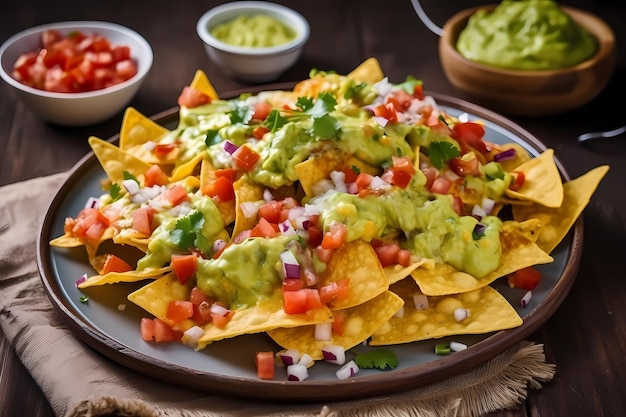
[229,105,253,125]
[265,109,288,132]
[265,93,340,138]
[170,211,211,253]
[123,171,138,183]
[313,113,341,138]
[352,348,399,370]
[205,129,221,146]
[428,141,460,169]
[109,183,122,201]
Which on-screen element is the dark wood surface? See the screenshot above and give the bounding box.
[1,1,625,416]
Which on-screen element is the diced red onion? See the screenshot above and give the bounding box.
[278,220,297,236]
[277,349,300,367]
[84,196,101,209]
[240,201,259,218]
[521,290,532,308]
[75,273,87,287]
[454,308,470,322]
[322,344,346,365]
[450,341,467,352]
[286,363,309,381]
[347,182,358,194]
[473,222,486,236]
[335,360,359,380]
[280,250,300,279]
[413,293,429,310]
[295,216,310,231]
[223,140,238,155]
[493,148,516,162]
[314,322,332,342]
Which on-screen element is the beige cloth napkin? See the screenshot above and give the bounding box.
[0,173,556,417]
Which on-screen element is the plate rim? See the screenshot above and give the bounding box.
[36,88,582,402]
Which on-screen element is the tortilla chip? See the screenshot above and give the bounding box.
[318,239,389,309]
[197,295,334,348]
[231,177,264,239]
[189,69,220,100]
[267,291,404,359]
[410,223,553,296]
[169,153,205,182]
[505,148,563,208]
[295,152,344,197]
[119,107,170,162]
[78,266,170,288]
[384,258,433,285]
[369,278,522,345]
[347,57,385,84]
[88,137,152,185]
[489,142,532,172]
[513,165,609,254]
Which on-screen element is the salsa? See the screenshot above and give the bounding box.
[210,14,297,48]
[456,0,597,70]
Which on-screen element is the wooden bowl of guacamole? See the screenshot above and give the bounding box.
[439,1,616,116]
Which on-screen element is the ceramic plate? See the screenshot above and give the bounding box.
[37,90,582,402]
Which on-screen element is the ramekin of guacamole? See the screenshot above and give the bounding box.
[456,0,598,70]
[210,14,297,48]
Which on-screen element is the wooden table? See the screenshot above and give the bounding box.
[1,1,625,415]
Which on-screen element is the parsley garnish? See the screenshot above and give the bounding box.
[170,211,211,254]
[352,348,399,370]
[264,92,341,138]
[428,141,460,169]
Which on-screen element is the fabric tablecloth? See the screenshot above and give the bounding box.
[0,173,555,417]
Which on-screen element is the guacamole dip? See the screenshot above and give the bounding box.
[456,0,597,70]
[210,14,297,48]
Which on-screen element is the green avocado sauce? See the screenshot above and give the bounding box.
[456,0,597,70]
[210,14,297,48]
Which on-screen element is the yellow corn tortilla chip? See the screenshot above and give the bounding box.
[410,223,553,296]
[370,278,522,345]
[119,107,171,161]
[88,136,152,185]
[169,153,205,182]
[267,290,404,359]
[513,165,609,254]
[188,69,220,101]
[489,142,532,172]
[505,148,563,208]
[384,258,434,285]
[78,266,170,289]
[318,239,389,309]
[49,234,86,248]
[127,272,196,330]
[294,152,344,197]
[231,177,264,239]
[347,57,385,84]
[197,294,334,348]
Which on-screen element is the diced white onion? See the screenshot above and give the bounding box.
[330,170,347,193]
[263,189,275,202]
[212,239,226,254]
[450,341,468,352]
[286,363,309,381]
[370,175,389,189]
[143,141,157,151]
[393,307,405,318]
[84,196,101,209]
[521,290,532,308]
[210,304,230,316]
[314,322,332,342]
[240,201,259,218]
[117,304,126,311]
[481,197,496,215]
[298,353,314,367]
[336,360,359,380]
[471,204,486,219]
[413,293,429,310]
[278,219,297,236]
[311,179,334,196]
[373,116,389,127]
[182,325,204,349]
[322,344,346,365]
[122,179,140,195]
[454,308,470,322]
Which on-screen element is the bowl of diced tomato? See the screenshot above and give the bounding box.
[0,21,152,126]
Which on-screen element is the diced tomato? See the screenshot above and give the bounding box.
[318,278,350,304]
[177,86,211,108]
[342,166,359,184]
[252,125,270,140]
[252,101,272,121]
[144,164,169,187]
[189,286,210,305]
[140,317,155,341]
[232,144,260,171]
[282,278,304,292]
[283,288,322,314]
[430,177,451,194]
[101,254,133,274]
[211,309,234,329]
[131,207,155,236]
[314,245,334,264]
[163,184,188,206]
[171,254,197,285]
[42,29,63,49]
[153,143,177,159]
[354,172,373,189]
[256,351,275,380]
[372,102,398,122]
[214,168,237,182]
[374,243,401,267]
[111,45,131,61]
[451,195,464,216]
[166,300,194,322]
[153,318,175,342]
[115,59,138,81]
[387,89,414,111]
[412,83,424,100]
[396,248,413,267]
[321,222,348,249]
[249,217,279,238]
[203,175,235,202]
[448,155,480,176]
[65,208,111,245]
[192,301,213,325]
[258,200,284,223]
[508,266,542,291]
[421,166,438,190]
[509,171,526,191]
[452,122,488,155]
[306,224,323,247]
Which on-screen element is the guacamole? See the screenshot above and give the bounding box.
[210,14,297,48]
[456,0,597,70]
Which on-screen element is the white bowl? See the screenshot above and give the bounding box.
[196,1,309,83]
[0,21,153,126]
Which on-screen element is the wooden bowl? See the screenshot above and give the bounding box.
[439,5,616,117]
